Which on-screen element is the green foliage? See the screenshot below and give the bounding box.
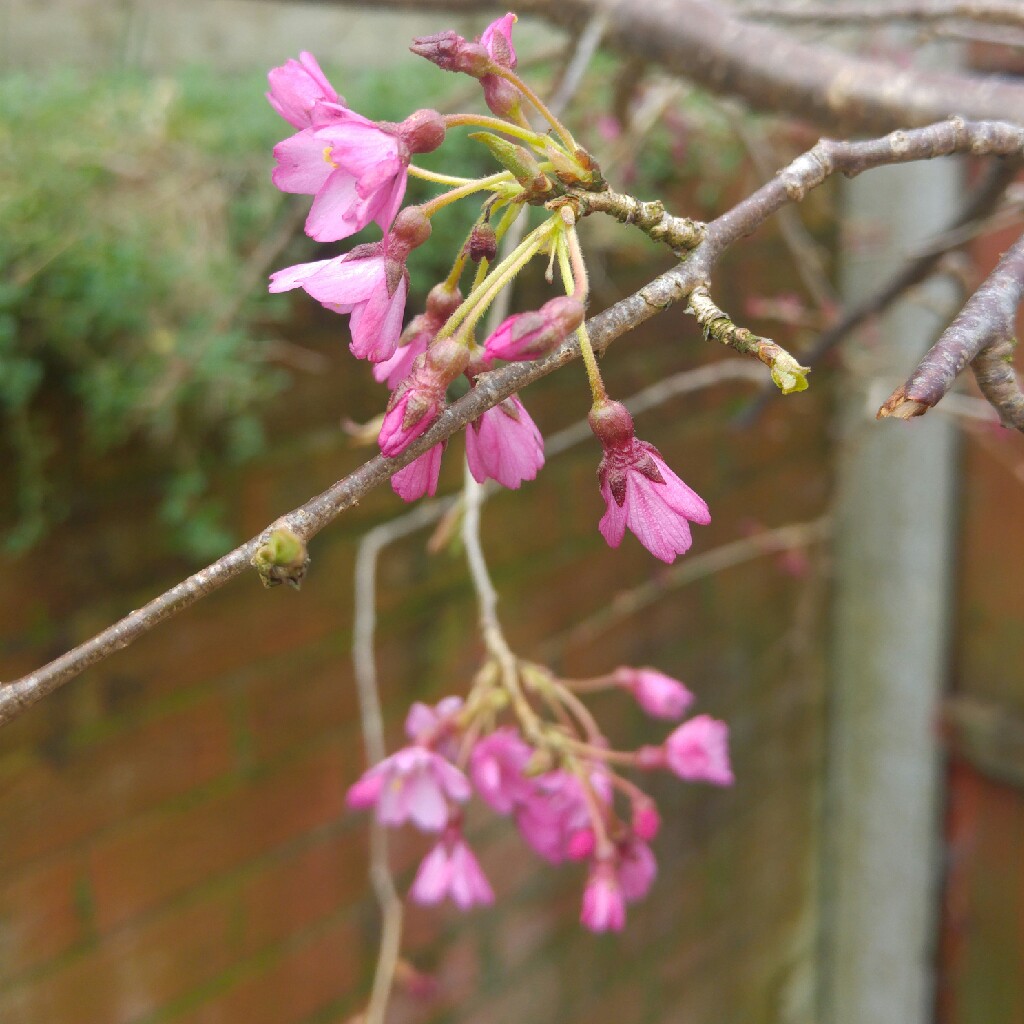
[0,61,479,560]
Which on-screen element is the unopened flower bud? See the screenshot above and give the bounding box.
[481,75,523,122]
[483,296,585,362]
[399,108,447,154]
[251,525,310,589]
[469,132,551,194]
[392,206,432,252]
[632,799,661,841]
[588,399,635,449]
[468,223,498,263]
[425,335,471,382]
[425,283,464,322]
[410,31,491,77]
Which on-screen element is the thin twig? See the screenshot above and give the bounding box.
[538,517,833,659]
[7,118,1024,726]
[879,228,1024,422]
[739,1,1024,30]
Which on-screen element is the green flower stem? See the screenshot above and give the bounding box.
[557,226,605,402]
[489,66,578,151]
[445,112,549,149]
[407,165,477,186]
[419,170,517,218]
[438,217,558,342]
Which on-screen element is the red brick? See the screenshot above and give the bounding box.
[235,827,368,958]
[0,852,88,984]
[0,896,234,1024]
[88,742,347,932]
[0,697,234,873]
[178,915,362,1024]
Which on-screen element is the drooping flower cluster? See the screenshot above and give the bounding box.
[266,15,711,561]
[346,666,732,932]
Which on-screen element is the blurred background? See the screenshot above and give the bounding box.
[0,2,1022,1023]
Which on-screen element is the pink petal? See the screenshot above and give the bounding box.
[349,276,407,361]
[391,444,443,501]
[410,843,452,905]
[268,258,333,293]
[272,129,336,194]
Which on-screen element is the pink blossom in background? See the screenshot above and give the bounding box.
[580,862,626,933]
[346,746,471,831]
[616,838,657,903]
[465,396,545,489]
[514,768,610,864]
[391,444,444,502]
[269,244,407,362]
[405,695,464,758]
[266,52,343,128]
[410,834,494,909]
[615,666,694,720]
[631,798,661,841]
[664,715,734,786]
[469,727,534,814]
[590,400,710,564]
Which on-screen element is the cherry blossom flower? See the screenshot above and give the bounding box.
[469,727,534,814]
[374,284,462,389]
[345,746,471,832]
[391,444,444,502]
[515,768,611,864]
[478,13,522,120]
[266,52,343,129]
[615,666,694,720]
[589,399,710,564]
[379,336,469,456]
[483,296,585,361]
[466,395,545,489]
[410,833,495,909]
[270,211,430,362]
[405,695,464,759]
[273,106,445,242]
[580,862,626,933]
[616,838,657,903]
[664,715,734,786]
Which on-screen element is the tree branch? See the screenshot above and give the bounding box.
[6,117,1024,726]
[272,0,1024,133]
[878,228,1024,422]
[739,1,1024,31]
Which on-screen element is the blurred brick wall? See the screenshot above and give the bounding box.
[0,223,833,1023]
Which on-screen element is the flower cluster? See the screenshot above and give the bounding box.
[266,13,711,562]
[346,666,732,932]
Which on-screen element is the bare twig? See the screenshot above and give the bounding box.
[7,118,1024,726]
[739,1,1024,30]
[879,229,1024,424]
[539,517,833,658]
[972,334,1024,430]
[264,0,1024,133]
[738,156,1023,426]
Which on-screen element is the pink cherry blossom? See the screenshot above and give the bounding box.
[391,444,444,502]
[269,242,407,362]
[479,13,518,68]
[580,862,626,933]
[466,396,545,489]
[469,727,534,814]
[266,52,343,128]
[375,284,463,389]
[373,323,431,389]
[380,376,444,456]
[664,715,734,786]
[410,834,494,909]
[590,400,710,564]
[273,107,445,242]
[346,746,471,832]
[514,768,611,864]
[616,838,657,903]
[615,666,694,720]
[405,695,464,759]
[631,798,661,841]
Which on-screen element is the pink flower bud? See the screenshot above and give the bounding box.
[664,715,734,786]
[410,31,491,77]
[483,296,585,361]
[615,666,694,720]
[566,827,596,861]
[479,13,518,69]
[399,108,447,154]
[631,799,661,841]
[379,369,444,456]
[616,838,657,903]
[580,862,626,933]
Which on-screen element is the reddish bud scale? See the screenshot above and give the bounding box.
[468,223,498,262]
[410,32,492,77]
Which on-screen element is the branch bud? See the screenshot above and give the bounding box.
[252,525,310,589]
